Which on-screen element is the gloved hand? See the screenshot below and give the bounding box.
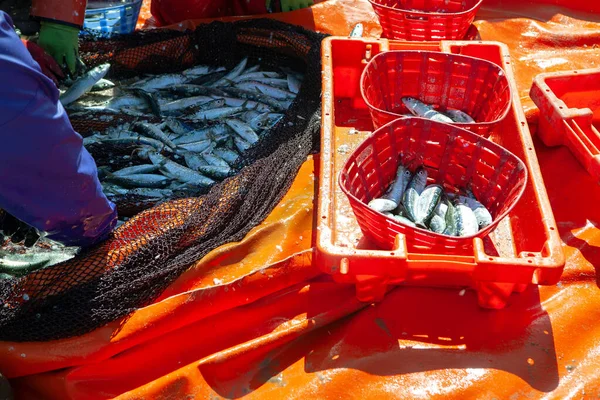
[0,212,40,248]
[20,39,64,85]
[266,0,314,12]
[37,21,84,76]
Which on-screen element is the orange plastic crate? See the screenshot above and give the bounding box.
[316,37,565,309]
[530,68,600,182]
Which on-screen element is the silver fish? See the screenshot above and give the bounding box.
[349,23,364,38]
[90,78,115,92]
[211,57,248,87]
[192,106,245,120]
[178,139,213,153]
[131,73,189,91]
[106,173,172,188]
[287,74,301,94]
[100,136,172,152]
[160,96,214,112]
[368,198,398,213]
[233,135,253,152]
[402,167,428,222]
[182,64,223,77]
[456,203,479,237]
[132,122,177,150]
[236,81,296,100]
[445,109,475,123]
[149,152,215,186]
[402,97,454,123]
[225,119,260,144]
[221,87,285,110]
[381,164,413,208]
[220,97,272,113]
[183,152,209,170]
[428,201,448,234]
[448,193,493,229]
[60,63,111,106]
[414,184,443,228]
[213,148,239,164]
[234,71,282,82]
[201,152,229,168]
[129,188,174,199]
[112,164,160,176]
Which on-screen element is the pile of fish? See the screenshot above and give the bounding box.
[401,97,475,124]
[367,163,493,237]
[58,57,303,203]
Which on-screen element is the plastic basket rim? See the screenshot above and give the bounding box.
[367,0,484,16]
[337,116,529,243]
[85,0,142,15]
[359,50,513,128]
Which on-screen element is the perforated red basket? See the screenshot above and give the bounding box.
[339,117,528,251]
[368,0,483,41]
[360,50,512,138]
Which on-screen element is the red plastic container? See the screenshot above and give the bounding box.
[530,68,600,182]
[360,50,512,138]
[317,37,565,309]
[368,0,483,41]
[339,117,528,250]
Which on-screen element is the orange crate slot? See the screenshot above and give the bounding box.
[317,37,565,309]
[530,68,600,182]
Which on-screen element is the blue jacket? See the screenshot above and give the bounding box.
[0,11,117,247]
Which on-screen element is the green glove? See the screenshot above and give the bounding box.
[267,0,314,12]
[37,21,82,76]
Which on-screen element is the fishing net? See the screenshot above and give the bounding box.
[0,19,326,341]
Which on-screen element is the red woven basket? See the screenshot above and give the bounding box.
[360,50,512,138]
[338,117,528,251]
[368,0,483,41]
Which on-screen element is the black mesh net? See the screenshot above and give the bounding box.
[0,19,326,342]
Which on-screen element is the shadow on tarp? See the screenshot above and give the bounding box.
[197,282,558,397]
[534,137,600,289]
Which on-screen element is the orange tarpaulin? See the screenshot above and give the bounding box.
[3,0,600,398]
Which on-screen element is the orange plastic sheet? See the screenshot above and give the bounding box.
[3,0,600,398]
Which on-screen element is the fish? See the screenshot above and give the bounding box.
[132,122,177,150]
[349,23,364,38]
[225,119,260,144]
[428,201,448,234]
[127,88,161,117]
[106,173,172,188]
[368,198,398,213]
[234,71,282,82]
[210,57,248,87]
[182,64,223,77]
[455,203,479,237]
[99,136,173,152]
[131,73,189,91]
[402,167,428,222]
[448,192,493,230]
[443,199,459,236]
[201,152,229,168]
[220,97,272,113]
[60,63,111,106]
[287,74,301,94]
[414,184,443,228]
[90,78,115,92]
[445,109,475,123]
[213,148,240,164]
[233,135,253,152]
[401,97,454,123]
[148,152,215,187]
[112,164,160,176]
[160,96,214,112]
[236,81,296,100]
[178,139,213,153]
[128,188,174,198]
[381,164,413,208]
[191,106,245,120]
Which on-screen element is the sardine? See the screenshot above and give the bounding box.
[132,122,177,150]
[131,73,188,91]
[414,184,443,228]
[90,78,115,92]
[367,198,398,213]
[106,173,172,188]
[160,96,214,112]
[112,164,160,176]
[445,109,475,123]
[211,57,248,87]
[448,193,493,229]
[148,152,215,186]
[128,188,174,198]
[402,167,428,222]
[225,119,260,144]
[213,148,239,164]
[381,164,413,208]
[456,203,479,237]
[428,201,448,234]
[402,97,454,123]
[287,74,301,94]
[236,81,296,100]
[201,152,229,168]
[178,139,213,153]
[192,106,244,120]
[234,71,282,82]
[220,97,272,113]
[60,63,111,106]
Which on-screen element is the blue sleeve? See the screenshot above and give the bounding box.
[0,11,117,247]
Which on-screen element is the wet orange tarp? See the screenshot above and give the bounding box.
[3,0,600,398]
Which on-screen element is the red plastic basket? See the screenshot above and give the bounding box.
[360,50,512,138]
[368,0,483,41]
[530,67,600,182]
[339,117,528,250]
